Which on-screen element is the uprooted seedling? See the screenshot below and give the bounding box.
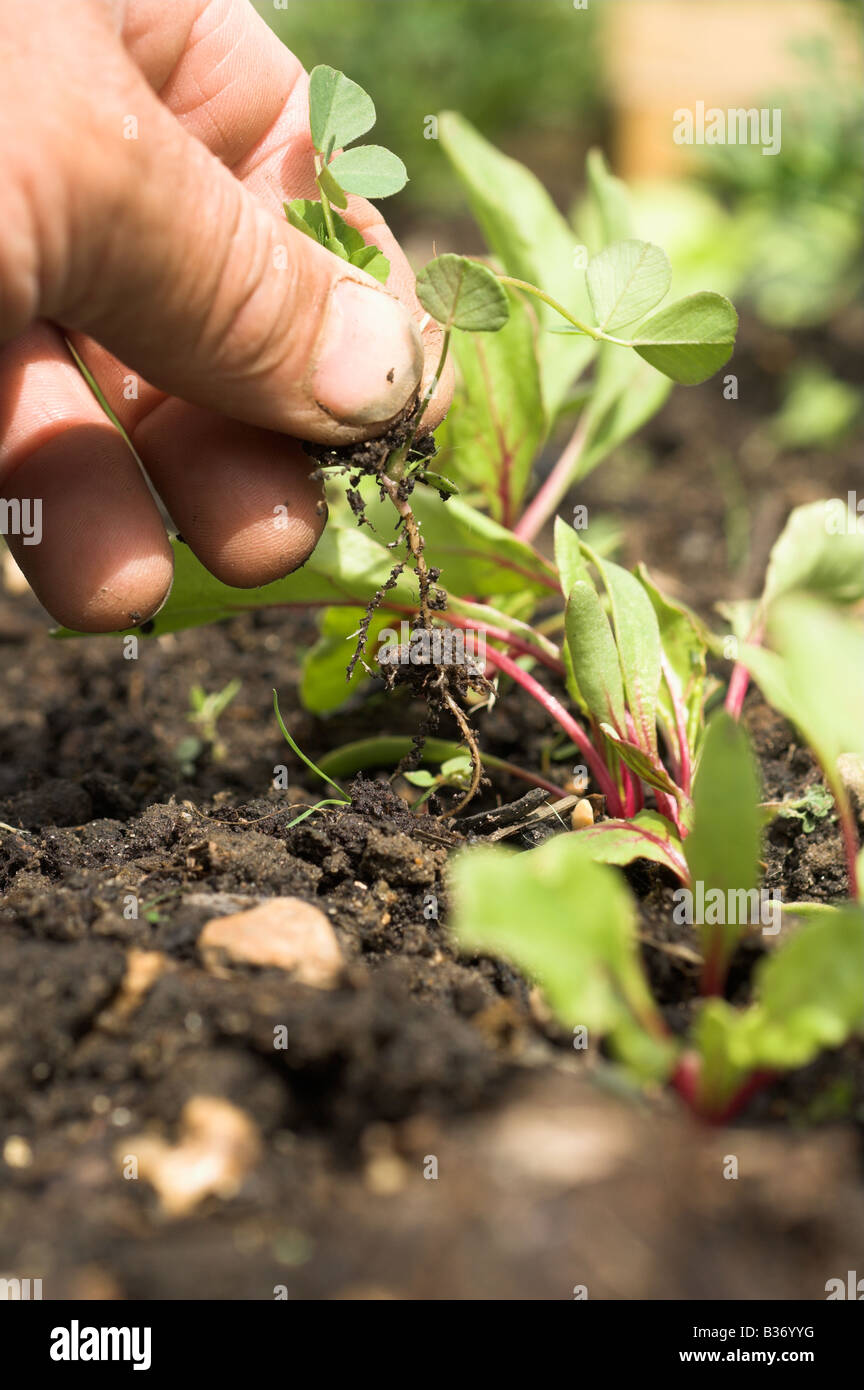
[303,390,494,813]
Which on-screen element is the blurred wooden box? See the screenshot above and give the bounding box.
[602,0,862,178]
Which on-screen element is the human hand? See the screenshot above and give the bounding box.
[0,0,451,630]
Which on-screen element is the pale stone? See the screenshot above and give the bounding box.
[97,950,174,1030]
[570,798,595,830]
[124,1097,261,1219]
[199,897,343,988]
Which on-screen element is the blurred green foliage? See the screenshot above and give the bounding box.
[255,0,602,215]
[695,36,864,326]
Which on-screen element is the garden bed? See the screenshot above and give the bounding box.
[2,334,862,1298]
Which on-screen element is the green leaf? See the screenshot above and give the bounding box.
[285,200,364,255]
[684,711,762,978]
[415,255,509,332]
[584,148,633,246]
[404,770,437,788]
[439,285,546,523]
[350,244,391,283]
[554,515,592,599]
[587,240,671,333]
[571,810,687,880]
[630,292,738,385]
[565,581,626,735]
[438,111,595,414]
[583,546,662,757]
[636,564,708,761]
[599,726,683,802]
[447,595,561,664]
[316,160,348,209]
[57,525,416,640]
[450,835,674,1079]
[324,235,348,260]
[309,65,375,154]
[316,736,552,792]
[695,906,864,1110]
[575,343,672,483]
[328,146,407,199]
[318,736,464,781]
[284,202,317,239]
[300,606,392,714]
[273,691,350,802]
[742,597,864,777]
[762,499,864,608]
[766,783,836,834]
[770,365,862,451]
[355,482,556,602]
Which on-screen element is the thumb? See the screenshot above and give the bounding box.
[12,69,424,445]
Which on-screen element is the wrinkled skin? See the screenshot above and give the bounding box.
[0,0,452,629]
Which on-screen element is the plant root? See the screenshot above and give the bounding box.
[304,408,490,816]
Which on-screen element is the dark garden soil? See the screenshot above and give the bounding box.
[1,315,863,1300]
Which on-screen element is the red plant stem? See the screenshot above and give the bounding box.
[725,619,765,721]
[443,613,565,677]
[700,933,728,997]
[724,661,751,720]
[262,598,563,675]
[672,1055,775,1123]
[661,656,692,796]
[515,415,590,543]
[713,1070,776,1123]
[621,763,638,818]
[832,782,861,901]
[655,788,683,835]
[483,646,625,814]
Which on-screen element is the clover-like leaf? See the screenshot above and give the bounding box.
[284,200,390,282]
[349,244,390,284]
[587,239,671,333]
[316,160,348,209]
[309,65,375,155]
[328,146,407,199]
[284,202,316,239]
[415,254,510,333]
[630,292,738,385]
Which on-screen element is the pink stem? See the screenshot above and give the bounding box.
[672,1055,775,1123]
[444,614,565,677]
[655,788,683,835]
[514,415,590,544]
[661,656,692,796]
[832,782,861,901]
[621,763,637,818]
[263,599,564,675]
[725,620,765,721]
[725,662,751,720]
[483,647,625,814]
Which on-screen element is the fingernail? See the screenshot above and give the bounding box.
[312,279,423,426]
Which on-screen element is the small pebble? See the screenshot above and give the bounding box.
[199,898,344,988]
[570,798,595,830]
[3,1136,33,1169]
